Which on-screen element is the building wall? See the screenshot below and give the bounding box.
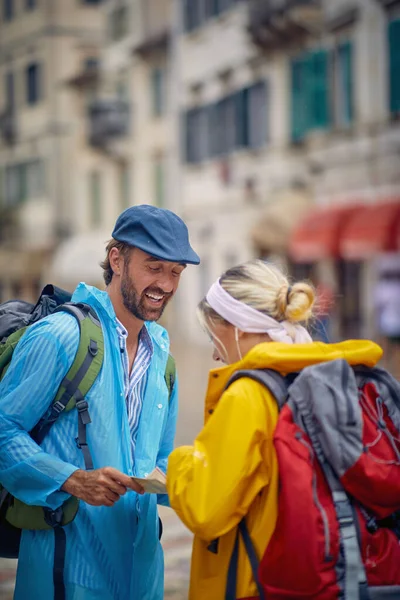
[174,0,400,342]
[0,0,104,300]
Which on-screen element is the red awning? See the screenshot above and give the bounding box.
[289,205,359,263]
[340,201,400,259]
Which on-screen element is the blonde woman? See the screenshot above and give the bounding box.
[166,259,384,600]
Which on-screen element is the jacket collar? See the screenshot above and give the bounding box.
[203,339,383,420]
[71,282,170,353]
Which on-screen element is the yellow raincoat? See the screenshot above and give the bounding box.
[166,340,382,600]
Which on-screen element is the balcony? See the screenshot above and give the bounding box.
[132,0,171,58]
[88,99,130,147]
[0,108,16,145]
[248,0,323,50]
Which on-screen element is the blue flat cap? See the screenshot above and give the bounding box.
[112,205,200,265]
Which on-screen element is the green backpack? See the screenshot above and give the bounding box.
[0,284,176,560]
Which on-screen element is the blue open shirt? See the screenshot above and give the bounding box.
[0,283,178,600]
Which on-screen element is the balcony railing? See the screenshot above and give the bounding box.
[248,0,323,50]
[0,108,16,145]
[88,99,130,147]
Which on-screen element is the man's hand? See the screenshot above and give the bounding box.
[61,467,144,507]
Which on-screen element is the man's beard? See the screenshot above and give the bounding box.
[120,264,171,321]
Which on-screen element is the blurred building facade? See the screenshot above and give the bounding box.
[47,0,175,293]
[0,0,399,345]
[176,0,400,342]
[0,0,104,301]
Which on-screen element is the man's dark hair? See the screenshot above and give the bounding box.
[100,239,132,285]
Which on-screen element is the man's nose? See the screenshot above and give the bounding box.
[154,273,175,294]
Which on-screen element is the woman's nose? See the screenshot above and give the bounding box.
[212,348,221,361]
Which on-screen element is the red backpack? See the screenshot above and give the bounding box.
[225,359,400,600]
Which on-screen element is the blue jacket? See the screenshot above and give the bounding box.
[0,283,178,600]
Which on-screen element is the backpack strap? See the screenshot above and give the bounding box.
[292,362,370,600]
[32,302,104,471]
[32,302,103,600]
[225,368,289,411]
[226,517,266,600]
[164,353,176,401]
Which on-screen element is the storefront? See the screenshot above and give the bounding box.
[288,200,400,340]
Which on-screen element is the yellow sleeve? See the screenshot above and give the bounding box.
[166,379,277,541]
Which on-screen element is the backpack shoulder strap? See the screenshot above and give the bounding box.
[32,303,104,454]
[164,353,176,402]
[225,368,289,411]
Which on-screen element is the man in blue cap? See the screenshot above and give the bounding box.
[0,205,199,600]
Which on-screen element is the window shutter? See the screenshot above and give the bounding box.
[235,88,249,147]
[389,19,400,114]
[338,41,353,125]
[291,56,308,142]
[248,81,268,148]
[309,49,330,130]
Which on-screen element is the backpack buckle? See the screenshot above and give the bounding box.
[89,340,98,356]
[43,506,63,528]
[52,401,65,415]
[76,400,88,413]
[335,499,354,527]
[76,400,91,425]
[75,437,89,450]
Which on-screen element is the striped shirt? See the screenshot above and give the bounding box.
[116,321,153,457]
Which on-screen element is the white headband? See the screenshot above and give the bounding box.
[206,279,313,345]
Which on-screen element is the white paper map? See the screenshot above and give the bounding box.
[131,467,167,494]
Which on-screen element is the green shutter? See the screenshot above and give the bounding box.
[389,19,400,114]
[291,56,308,142]
[309,49,330,130]
[338,41,353,125]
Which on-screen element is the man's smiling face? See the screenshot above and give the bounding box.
[119,247,186,321]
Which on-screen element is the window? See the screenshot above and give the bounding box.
[4,160,44,207]
[247,81,268,148]
[26,0,36,9]
[0,167,4,207]
[109,6,128,41]
[119,164,130,211]
[184,0,237,32]
[333,41,353,127]
[26,63,41,105]
[185,81,268,163]
[185,106,209,163]
[3,0,13,21]
[389,18,400,115]
[5,71,14,111]
[89,170,102,227]
[291,49,330,142]
[151,68,166,116]
[153,157,165,207]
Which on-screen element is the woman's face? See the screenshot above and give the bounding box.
[207,320,240,365]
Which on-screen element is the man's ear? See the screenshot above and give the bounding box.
[109,247,122,276]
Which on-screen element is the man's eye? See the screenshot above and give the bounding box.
[149,266,161,272]
[172,271,183,277]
